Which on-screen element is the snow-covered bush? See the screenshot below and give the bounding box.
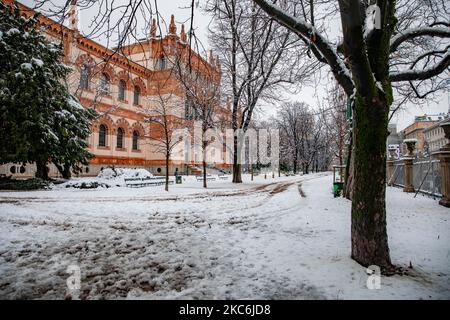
[97,168,153,180]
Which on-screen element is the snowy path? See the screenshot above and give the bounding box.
[0,173,449,299]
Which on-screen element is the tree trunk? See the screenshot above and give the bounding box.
[202,145,207,188]
[344,133,354,200]
[35,160,49,180]
[293,154,297,174]
[351,95,392,270]
[55,163,72,179]
[232,135,242,183]
[251,164,254,181]
[165,153,169,192]
[232,163,242,183]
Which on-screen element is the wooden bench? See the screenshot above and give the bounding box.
[218,175,229,180]
[124,177,174,188]
[195,174,216,182]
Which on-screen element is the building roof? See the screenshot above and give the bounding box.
[423,116,450,133]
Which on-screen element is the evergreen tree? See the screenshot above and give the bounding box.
[0,3,96,179]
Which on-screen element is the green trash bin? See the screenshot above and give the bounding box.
[176,175,182,184]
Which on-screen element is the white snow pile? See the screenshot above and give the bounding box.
[6,28,20,36]
[31,58,44,67]
[62,168,154,189]
[97,167,153,180]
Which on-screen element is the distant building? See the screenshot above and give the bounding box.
[0,0,231,178]
[424,118,450,154]
[400,114,447,157]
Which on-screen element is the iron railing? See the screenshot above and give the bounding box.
[389,158,442,198]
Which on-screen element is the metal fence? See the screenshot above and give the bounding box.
[412,159,442,198]
[389,158,442,198]
[390,162,405,187]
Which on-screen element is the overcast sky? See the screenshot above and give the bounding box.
[20,0,449,131]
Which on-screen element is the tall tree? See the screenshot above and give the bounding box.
[253,0,450,271]
[173,49,222,188]
[277,102,329,174]
[145,84,184,192]
[0,3,96,180]
[207,0,315,183]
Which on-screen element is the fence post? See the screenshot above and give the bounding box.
[386,148,395,186]
[437,121,450,207]
[403,157,414,193]
[402,139,416,193]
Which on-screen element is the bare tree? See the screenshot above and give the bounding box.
[322,82,349,167]
[207,0,317,183]
[172,48,222,187]
[144,77,184,192]
[276,102,329,174]
[277,102,303,174]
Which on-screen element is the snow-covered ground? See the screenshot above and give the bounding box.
[0,173,449,299]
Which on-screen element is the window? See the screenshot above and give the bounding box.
[80,64,90,90]
[118,80,126,101]
[99,124,107,147]
[133,86,140,105]
[156,56,166,70]
[117,127,124,149]
[132,130,139,150]
[99,73,110,95]
[185,96,195,120]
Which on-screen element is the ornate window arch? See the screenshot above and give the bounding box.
[132,78,147,97]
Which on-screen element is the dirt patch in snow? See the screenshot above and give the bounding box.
[269,182,295,195]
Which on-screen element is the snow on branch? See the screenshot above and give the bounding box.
[389,49,450,82]
[390,26,450,53]
[253,0,354,96]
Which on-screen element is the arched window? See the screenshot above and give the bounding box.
[132,130,139,150]
[117,127,124,149]
[99,124,107,147]
[133,86,140,106]
[80,64,90,90]
[118,80,126,101]
[100,73,110,95]
[185,95,195,120]
[156,56,166,70]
